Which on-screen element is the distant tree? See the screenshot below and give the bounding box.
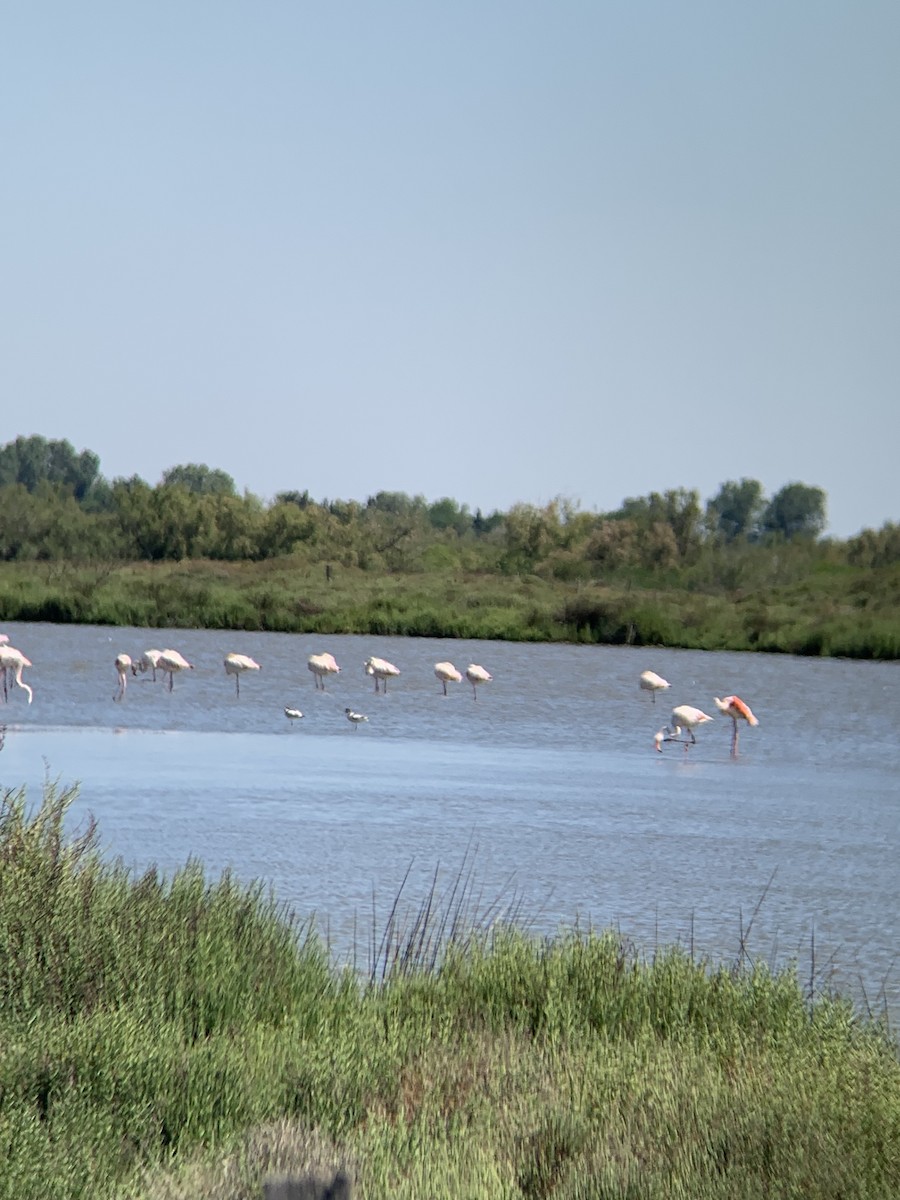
[427,497,471,535]
[161,463,236,497]
[706,478,765,541]
[761,483,827,540]
[472,508,504,535]
[0,435,100,501]
[365,491,426,516]
[274,489,311,509]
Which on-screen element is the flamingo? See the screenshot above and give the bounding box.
[639,670,670,703]
[308,652,340,690]
[224,653,261,697]
[158,649,193,692]
[113,653,132,701]
[434,661,462,696]
[132,650,163,681]
[654,705,714,753]
[714,695,759,757]
[364,656,400,693]
[345,707,368,731]
[0,647,33,705]
[284,706,304,723]
[465,664,492,700]
[0,634,8,644]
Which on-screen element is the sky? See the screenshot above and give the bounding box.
[2,2,898,538]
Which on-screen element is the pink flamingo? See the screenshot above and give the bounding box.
[224,653,261,697]
[714,695,759,757]
[113,653,132,701]
[639,670,670,703]
[434,662,462,696]
[308,652,340,690]
[158,649,193,692]
[0,646,33,705]
[654,705,713,753]
[465,664,492,700]
[365,656,400,693]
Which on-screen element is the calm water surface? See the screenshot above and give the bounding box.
[1,621,897,1021]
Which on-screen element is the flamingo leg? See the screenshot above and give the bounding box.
[236,675,241,698]
[731,718,739,757]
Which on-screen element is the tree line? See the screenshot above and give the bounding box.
[0,434,897,577]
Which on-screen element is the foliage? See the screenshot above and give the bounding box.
[0,435,101,502]
[0,436,897,656]
[160,463,237,497]
[1,780,898,1200]
[762,481,827,540]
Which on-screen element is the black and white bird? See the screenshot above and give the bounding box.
[345,707,369,731]
[284,706,304,723]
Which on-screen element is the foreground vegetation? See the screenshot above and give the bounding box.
[1,781,897,1199]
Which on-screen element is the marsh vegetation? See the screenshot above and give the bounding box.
[1,781,897,1199]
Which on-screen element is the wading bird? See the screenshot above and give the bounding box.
[714,695,759,757]
[284,706,303,723]
[639,670,670,703]
[654,705,714,753]
[364,656,400,693]
[158,649,193,692]
[465,664,492,700]
[224,653,261,697]
[0,647,33,705]
[113,653,132,701]
[132,649,163,681]
[345,707,368,730]
[308,652,340,690]
[434,661,462,695]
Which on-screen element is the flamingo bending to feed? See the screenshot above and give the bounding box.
[434,661,462,696]
[284,706,304,723]
[365,656,400,693]
[224,653,261,697]
[654,705,714,753]
[465,664,492,700]
[308,652,340,690]
[113,653,132,701]
[714,695,759,757]
[0,647,33,705]
[132,650,163,681]
[345,707,368,730]
[639,670,670,703]
[158,649,193,692]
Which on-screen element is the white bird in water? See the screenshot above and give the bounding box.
[224,652,261,697]
[434,661,462,695]
[0,646,33,705]
[364,655,400,693]
[158,649,194,692]
[639,670,670,703]
[465,664,492,700]
[113,653,132,701]
[132,649,163,681]
[308,652,340,690]
[714,695,759,757]
[345,707,368,730]
[654,705,714,753]
[284,706,304,723]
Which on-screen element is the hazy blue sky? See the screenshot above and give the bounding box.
[3,2,897,536]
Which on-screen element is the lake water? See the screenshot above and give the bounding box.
[0,620,897,1023]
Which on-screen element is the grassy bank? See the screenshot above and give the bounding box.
[1,557,899,658]
[0,781,898,1199]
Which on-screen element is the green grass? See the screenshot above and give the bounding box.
[0,780,897,1199]
[1,557,899,657]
